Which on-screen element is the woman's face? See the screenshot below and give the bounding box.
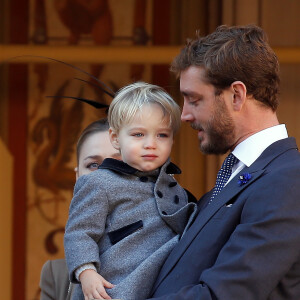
[76,131,121,179]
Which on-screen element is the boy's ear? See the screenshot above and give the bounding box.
[109,128,120,150]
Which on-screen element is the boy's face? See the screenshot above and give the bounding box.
[110,103,174,172]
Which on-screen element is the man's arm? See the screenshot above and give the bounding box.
[149,166,300,300]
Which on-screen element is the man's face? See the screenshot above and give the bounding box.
[180,66,235,155]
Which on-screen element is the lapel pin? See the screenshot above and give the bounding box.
[238,173,252,186]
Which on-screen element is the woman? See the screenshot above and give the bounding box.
[39,118,121,300]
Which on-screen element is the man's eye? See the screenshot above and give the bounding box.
[185,95,201,106]
[190,99,200,106]
[87,162,100,170]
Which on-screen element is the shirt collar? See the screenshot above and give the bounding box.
[232,124,288,167]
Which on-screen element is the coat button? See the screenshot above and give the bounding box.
[157,190,163,198]
[140,176,148,182]
[169,182,177,187]
[174,195,179,204]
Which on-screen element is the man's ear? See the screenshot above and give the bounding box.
[231,81,247,111]
[109,127,120,150]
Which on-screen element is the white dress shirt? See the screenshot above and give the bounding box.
[227,124,288,184]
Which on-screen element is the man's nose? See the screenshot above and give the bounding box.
[181,103,193,122]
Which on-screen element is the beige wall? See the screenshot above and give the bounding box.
[0,139,13,300]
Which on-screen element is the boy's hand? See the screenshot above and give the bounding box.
[80,269,114,300]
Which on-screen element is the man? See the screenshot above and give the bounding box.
[149,25,300,299]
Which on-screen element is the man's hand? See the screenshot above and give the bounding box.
[80,269,114,300]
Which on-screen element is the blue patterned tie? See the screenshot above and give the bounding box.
[209,153,237,204]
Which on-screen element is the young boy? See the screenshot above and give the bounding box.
[64,82,197,300]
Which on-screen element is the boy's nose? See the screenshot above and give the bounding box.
[144,136,156,149]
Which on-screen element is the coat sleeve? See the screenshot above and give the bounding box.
[40,260,56,300]
[40,259,69,300]
[64,172,109,282]
[149,165,300,300]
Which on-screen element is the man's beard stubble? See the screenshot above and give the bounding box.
[192,99,235,155]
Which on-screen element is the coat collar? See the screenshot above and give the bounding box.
[152,137,298,292]
[99,158,182,176]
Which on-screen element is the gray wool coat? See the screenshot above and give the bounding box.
[64,158,197,300]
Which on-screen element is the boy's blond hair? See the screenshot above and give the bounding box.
[108,82,181,133]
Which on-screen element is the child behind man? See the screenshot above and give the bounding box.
[64,82,197,300]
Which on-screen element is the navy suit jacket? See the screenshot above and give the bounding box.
[150,137,300,300]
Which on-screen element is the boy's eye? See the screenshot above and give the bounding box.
[158,133,169,138]
[133,133,143,137]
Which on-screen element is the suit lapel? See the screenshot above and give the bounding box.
[153,137,298,292]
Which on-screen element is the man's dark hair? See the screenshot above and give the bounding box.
[171,24,280,111]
